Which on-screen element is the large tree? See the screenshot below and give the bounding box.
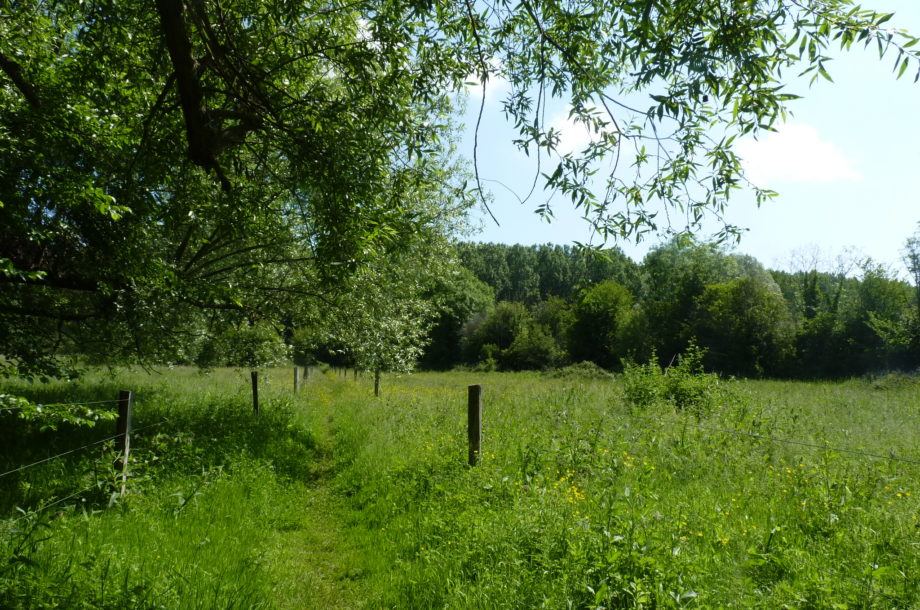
[1,0,917,375]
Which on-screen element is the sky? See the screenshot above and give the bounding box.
[455,1,920,277]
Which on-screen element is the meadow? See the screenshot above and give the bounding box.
[2,366,920,608]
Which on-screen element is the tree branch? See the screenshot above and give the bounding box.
[154,0,233,190]
[0,52,40,108]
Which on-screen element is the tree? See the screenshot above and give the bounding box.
[420,266,494,370]
[461,301,531,365]
[900,224,920,362]
[568,280,635,369]
[640,239,741,363]
[309,253,444,376]
[847,260,913,371]
[505,245,541,305]
[502,320,565,370]
[536,245,574,300]
[692,275,795,376]
[533,295,574,354]
[2,0,918,377]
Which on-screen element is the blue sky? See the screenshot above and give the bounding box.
[456,1,920,277]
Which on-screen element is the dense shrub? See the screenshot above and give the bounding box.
[622,343,728,415]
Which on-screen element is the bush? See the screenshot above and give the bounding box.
[622,356,664,408]
[622,343,727,416]
[501,323,564,371]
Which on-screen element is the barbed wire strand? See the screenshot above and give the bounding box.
[1,399,124,412]
[5,483,102,527]
[666,418,920,466]
[1,420,169,524]
[39,399,123,407]
[0,432,124,480]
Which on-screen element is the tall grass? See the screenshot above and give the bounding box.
[0,367,324,609]
[320,370,920,607]
[2,367,920,607]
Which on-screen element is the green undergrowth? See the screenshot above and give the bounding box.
[0,367,372,609]
[3,367,920,607]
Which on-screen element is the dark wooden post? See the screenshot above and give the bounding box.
[251,370,259,415]
[468,384,482,466]
[115,390,134,496]
[374,370,381,397]
[293,366,302,393]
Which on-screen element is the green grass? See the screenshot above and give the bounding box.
[2,367,920,607]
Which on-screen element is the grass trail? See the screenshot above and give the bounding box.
[268,481,372,608]
[268,374,380,609]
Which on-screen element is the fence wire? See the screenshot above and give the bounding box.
[5,483,102,527]
[0,418,170,481]
[1,414,172,524]
[1,399,124,416]
[664,418,920,466]
[131,419,170,434]
[0,432,124,480]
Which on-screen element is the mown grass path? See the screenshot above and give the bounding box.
[268,384,381,609]
[268,483,372,608]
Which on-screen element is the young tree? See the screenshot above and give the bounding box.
[900,224,920,362]
[640,240,742,364]
[420,266,495,370]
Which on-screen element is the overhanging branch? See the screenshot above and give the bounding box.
[0,52,41,108]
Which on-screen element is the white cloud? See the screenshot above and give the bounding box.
[735,123,862,187]
[462,71,509,103]
[547,108,609,155]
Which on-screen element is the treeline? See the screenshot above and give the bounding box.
[419,240,920,378]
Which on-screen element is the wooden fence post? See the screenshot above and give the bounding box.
[115,390,134,496]
[468,384,482,466]
[374,370,381,397]
[293,366,302,393]
[251,370,259,415]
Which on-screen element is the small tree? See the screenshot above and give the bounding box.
[461,301,531,364]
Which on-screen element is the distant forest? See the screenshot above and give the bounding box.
[416,240,920,378]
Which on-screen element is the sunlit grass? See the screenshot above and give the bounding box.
[2,367,920,607]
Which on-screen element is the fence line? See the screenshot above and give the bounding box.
[0,432,125,480]
[0,399,123,411]
[1,416,171,522]
[6,483,102,527]
[132,419,170,434]
[663,418,920,466]
[38,399,123,407]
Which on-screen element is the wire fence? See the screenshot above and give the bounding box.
[666,418,920,467]
[0,432,125,480]
[3,418,171,520]
[0,392,174,522]
[0,398,123,412]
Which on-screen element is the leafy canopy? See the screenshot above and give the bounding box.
[0,0,917,375]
